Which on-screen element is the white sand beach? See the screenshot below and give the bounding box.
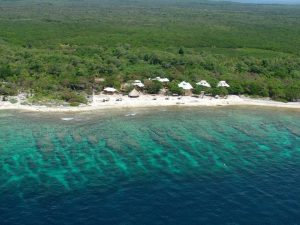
[1,94,300,112]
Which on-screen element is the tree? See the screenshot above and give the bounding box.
[144,80,163,94]
[0,65,13,79]
[268,82,285,100]
[178,47,184,55]
[285,84,300,101]
[124,84,134,94]
[192,85,202,95]
[103,76,121,89]
[212,87,228,97]
[228,81,244,95]
[60,90,87,104]
[0,85,18,96]
[168,81,183,95]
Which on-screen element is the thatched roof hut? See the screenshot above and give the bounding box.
[129,88,140,98]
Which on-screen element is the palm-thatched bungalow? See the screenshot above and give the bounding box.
[128,88,140,98]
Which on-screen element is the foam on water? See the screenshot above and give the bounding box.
[61,117,74,121]
[0,107,300,224]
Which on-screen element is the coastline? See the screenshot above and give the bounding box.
[1,95,300,112]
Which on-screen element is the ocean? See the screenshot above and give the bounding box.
[232,0,300,4]
[0,107,300,225]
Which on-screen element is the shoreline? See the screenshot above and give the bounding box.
[1,95,300,112]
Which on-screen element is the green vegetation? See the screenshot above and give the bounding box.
[0,0,300,102]
[168,81,184,95]
[145,80,163,94]
[212,87,229,97]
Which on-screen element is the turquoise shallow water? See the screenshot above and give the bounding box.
[0,107,300,224]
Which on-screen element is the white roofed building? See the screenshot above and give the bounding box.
[217,81,230,88]
[196,80,211,88]
[151,77,170,83]
[103,87,117,94]
[178,81,193,90]
[178,81,193,96]
[132,80,145,88]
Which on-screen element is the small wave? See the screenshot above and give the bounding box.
[125,113,137,117]
[61,117,74,121]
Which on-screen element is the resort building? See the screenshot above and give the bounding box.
[151,77,170,83]
[217,81,230,88]
[103,87,117,94]
[132,80,145,88]
[178,81,193,96]
[196,80,211,88]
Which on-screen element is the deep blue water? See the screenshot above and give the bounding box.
[0,107,300,225]
[231,0,300,4]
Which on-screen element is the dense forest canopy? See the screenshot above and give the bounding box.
[0,0,300,104]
